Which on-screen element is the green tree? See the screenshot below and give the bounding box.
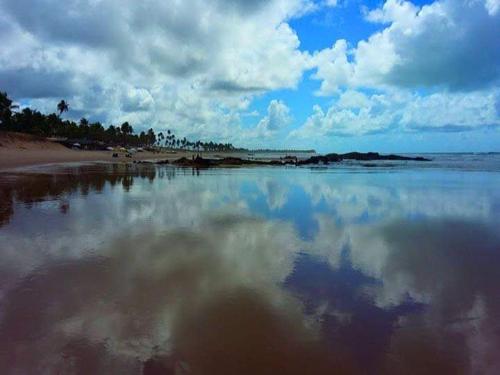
[157,132,164,146]
[0,91,18,130]
[57,100,69,116]
[120,122,132,135]
[147,128,156,146]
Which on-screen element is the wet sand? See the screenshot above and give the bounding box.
[1,163,499,374]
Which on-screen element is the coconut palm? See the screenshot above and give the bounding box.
[0,92,18,128]
[0,91,18,113]
[157,132,164,147]
[57,100,69,116]
[120,122,132,135]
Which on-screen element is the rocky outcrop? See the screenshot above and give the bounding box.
[295,152,430,165]
[171,156,278,168]
[337,152,430,161]
[164,152,430,168]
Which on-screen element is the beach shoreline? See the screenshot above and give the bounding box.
[0,131,431,172]
[0,132,239,171]
[0,148,195,172]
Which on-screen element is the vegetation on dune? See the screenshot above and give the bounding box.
[0,91,240,151]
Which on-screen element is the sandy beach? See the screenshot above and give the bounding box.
[0,132,224,171]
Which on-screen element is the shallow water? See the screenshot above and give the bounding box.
[1,162,500,374]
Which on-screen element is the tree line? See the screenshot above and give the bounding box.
[0,91,241,151]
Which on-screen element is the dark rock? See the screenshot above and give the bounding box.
[298,152,431,165]
[164,152,430,168]
[341,152,379,160]
[324,153,342,162]
[340,152,430,161]
[172,156,214,168]
[217,157,252,165]
[296,155,336,165]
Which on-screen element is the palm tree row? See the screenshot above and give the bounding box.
[0,91,241,151]
[156,130,238,152]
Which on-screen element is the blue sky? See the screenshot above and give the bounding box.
[1,0,499,152]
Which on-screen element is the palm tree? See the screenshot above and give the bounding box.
[120,122,132,135]
[147,128,156,146]
[120,122,132,144]
[139,131,147,145]
[57,100,69,116]
[0,92,18,129]
[157,132,164,147]
[0,91,18,113]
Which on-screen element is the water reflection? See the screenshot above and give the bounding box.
[0,164,159,227]
[0,165,499,374]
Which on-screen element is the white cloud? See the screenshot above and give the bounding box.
[336,89,371,109]
[323,0,338,7]
[312,0,500,93]
[299,0,500,139]
[0,0,314,141]
[256,100,292,136]
[311,40,354,95]
[484,0,500,15]
[1,0,499,145]
[291,88,499,137]
[363,0,419,24]
[121,88,155,112]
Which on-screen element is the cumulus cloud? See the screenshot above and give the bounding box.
[0,0,314,141]
[291,88,500,137]
[1,0,311,88]
[1,0,499,144]
[291,0,500,139]
[312,0,500,93]
[256,99,292,136]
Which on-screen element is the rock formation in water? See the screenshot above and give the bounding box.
[159,152,430,168]
[297,152,430,165]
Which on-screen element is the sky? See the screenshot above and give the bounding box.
[1,0,499,152]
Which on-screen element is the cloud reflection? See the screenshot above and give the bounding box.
[1,165,500,373]
[1,212,354,374]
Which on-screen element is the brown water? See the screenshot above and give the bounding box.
[1,163,499,374]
